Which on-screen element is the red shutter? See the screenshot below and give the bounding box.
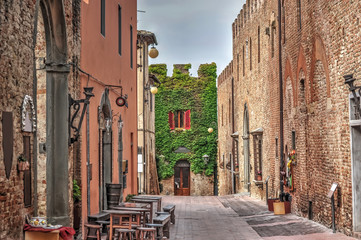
[184,110,191,130]
[169,112,175,129]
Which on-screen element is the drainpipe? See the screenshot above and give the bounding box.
[86,106,90,215]
[231,77,235,194]
[142,41,147,194]
[118,116,123,203]
[278,0,284,194]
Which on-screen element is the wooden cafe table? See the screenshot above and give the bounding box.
[111,203,151,224]
[130,198,159,221]
[131,196,162,211]
[103,210,141,240]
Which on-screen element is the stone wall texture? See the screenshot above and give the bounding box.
[0,0,81,239]
[218,0,361,236]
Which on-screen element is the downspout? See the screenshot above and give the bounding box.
[32,0,40,216]
[118,116,123,203]
[231,77,235,194]
[86,106,90,215]
[142,41,147,194]
[278,0,284,194]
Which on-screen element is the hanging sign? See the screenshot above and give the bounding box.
[116,96,126,107]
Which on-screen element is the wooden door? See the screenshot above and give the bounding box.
[174,164,190,196]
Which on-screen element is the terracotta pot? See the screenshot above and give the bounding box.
[256,175,262,181]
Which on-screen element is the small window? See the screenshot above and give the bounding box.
[258,26,261,63]
[229,99,231,124]
[243,46,245,76]
[292,130,296,150]
[168,110,191,130]
[271,22,275,58]
[250,38,252,70]
[297,0,302,30]
[118,5,122,55]
[101,0,105,36]
[130,25,133,68]
[275,137,278,158]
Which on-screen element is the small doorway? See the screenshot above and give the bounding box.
[174,160,190,196]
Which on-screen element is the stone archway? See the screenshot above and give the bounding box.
[35,0,70,226]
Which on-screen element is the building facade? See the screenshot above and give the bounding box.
[0,0,81,239]
[79,0,138,237]
[218,0,361,236]
[151,64,218,196]
[137,30,160,195]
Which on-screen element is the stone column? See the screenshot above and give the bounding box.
[46,64,70,226]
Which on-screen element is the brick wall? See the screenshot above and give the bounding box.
[0,0,81,239]
[218,0,361,235]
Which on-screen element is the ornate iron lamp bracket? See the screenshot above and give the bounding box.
[344,74,361,118]
[69,87,94,145]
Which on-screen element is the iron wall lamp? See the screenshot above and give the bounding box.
[344,74,361,117]
[69,87,94,145]
[203,154,209,165]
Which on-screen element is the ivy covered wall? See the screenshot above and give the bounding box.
[150,63,218,183]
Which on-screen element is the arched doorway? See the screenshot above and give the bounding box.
[99,89,113,210]
[174,160,190,196]
[243,103,250,192]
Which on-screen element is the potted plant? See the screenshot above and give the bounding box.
[73,180,81,234]
[18,154,29,171]
[256,170,262,181]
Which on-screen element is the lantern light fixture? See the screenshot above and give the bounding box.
[149,46,159,59]
[202,154,209,165]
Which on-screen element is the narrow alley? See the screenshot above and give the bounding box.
[163,195,356,240]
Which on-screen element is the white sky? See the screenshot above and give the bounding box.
[137,0,246,77]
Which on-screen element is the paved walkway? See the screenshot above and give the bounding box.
[162,195,356,240]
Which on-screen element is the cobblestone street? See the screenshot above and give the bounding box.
[163,195,356,240]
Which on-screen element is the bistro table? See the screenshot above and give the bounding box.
[104,210,141,240]
[111,206,151,224]
[131,196,162,211]
[130,198,159,221]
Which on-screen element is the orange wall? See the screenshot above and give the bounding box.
[80,0,137,222]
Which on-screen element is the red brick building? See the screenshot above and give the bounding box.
[218,0,361,236]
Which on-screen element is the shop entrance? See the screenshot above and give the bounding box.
[174,160,190,196]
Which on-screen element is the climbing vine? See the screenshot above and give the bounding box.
[151,63,218,180]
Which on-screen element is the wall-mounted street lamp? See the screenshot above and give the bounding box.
[145,74,161,96]
[69,87,94,145]
[202,154,209,165]
[149,46,159,59]
[208,128,214,133]
[344,74,361,117]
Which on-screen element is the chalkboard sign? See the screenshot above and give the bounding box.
[327,182,338,198]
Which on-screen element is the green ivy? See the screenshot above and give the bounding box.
[151,63,218,180]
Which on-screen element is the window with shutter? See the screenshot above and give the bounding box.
[168,112,175,129]
[184,110,191,130]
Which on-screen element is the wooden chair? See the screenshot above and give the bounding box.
[137,227,156,240]
[84,223,102,240]
[115,228,136,240]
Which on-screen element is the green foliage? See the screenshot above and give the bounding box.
[73,180,81,202]
[125,194,136,202]
[152,63,218,180]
